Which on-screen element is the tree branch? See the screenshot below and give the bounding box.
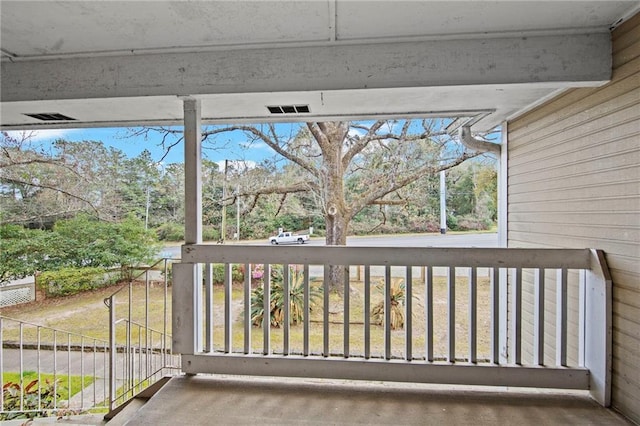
[350,151,480,218]
[1,177,102,216]
[306,123,330,153]
[208,125,320,178]
[341,120,386,169]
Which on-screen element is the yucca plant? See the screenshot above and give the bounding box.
[251,266,322,328]
[371,278,406,330]
[1,379,60,420]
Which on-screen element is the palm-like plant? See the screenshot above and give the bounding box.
[251,266,322,328]
[371,278,406,330]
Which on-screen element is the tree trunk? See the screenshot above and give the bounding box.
[325,206,349,246]
[319,122,351,291]
[325,212,350,292]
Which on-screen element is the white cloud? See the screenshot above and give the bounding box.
[238,141,270,150]
[348,128,366,139]
[216,159,257,173]
[5,128,80,142]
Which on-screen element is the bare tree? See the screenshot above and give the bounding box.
[135,120,482,285]
[198,120,478,246]
[0,132,123,225]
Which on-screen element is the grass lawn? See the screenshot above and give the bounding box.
[1,282,171,346]
[2,272,493,361]
[209,274,493,361]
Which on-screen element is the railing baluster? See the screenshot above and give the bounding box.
[37,326,42,410]
[68,334,72,405]
[145,269,150,379]
[513,268,522,365]
[108,298,115,411]
[283,263,290,355]
[323,265,330,357]
[53,329,57,409]
[263,264,271,355]
[344,265,350,358]
[364,265,371,359]
[425,266,433,362]
[303,264,310,356]
[19,322,24,411]
[556,268,568,366]
[469,267,477,364]
[93,340,97,408]
[491,267,499,364]
[81,336,85,409]
[244,263,251,354]
[405,266,413,361]
[384,266,392,360]
[128,282,132,377]
[224,263,232,353]
[138,326,142,391]
[447,267,455,363]
[204,262,213,352]
[534,268,545,365]
[163,258,169,367]
[103,341,108,409]
[578,269,586,367]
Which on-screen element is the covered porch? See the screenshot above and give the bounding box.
[2,1,639,424]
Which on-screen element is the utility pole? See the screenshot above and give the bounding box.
[236,184,240,241]
[221,159,228,244]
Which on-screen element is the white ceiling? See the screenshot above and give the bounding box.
[1,1,639,131]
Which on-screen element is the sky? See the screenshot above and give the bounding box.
[6,126,277,167]
[6,119,497,169]
[5,121,376,169]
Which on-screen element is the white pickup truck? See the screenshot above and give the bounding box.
[269,231,309,245]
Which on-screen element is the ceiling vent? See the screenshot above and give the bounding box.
[24,112,76,121]
[267,105,310,114]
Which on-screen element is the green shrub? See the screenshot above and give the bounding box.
[202,226,220,242]
[155,223,184,241]
[446,214,459,231]
[155,224,219,242]
[210,264,245,284]
[38,267,116,297]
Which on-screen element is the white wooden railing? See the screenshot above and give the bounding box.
[172,246,611,406]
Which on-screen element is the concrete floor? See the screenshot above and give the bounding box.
[121,375,632,426]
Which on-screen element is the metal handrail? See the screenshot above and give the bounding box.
[103,257,177,304]
[1,316,111,417]
[104,257,181,412]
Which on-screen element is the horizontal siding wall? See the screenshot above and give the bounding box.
[507,12,640,424]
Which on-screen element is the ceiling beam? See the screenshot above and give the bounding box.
[1,33,610,103]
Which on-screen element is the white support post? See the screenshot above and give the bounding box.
[172,98,203,358]
[498,123,508,248]
[183,98,202,245]
[498,122,509,364]
[585,249,612,407]
[172,263,201,355]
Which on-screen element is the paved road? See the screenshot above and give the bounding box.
[161,233,499,257]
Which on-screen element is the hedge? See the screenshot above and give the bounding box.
[37,267,118,297]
